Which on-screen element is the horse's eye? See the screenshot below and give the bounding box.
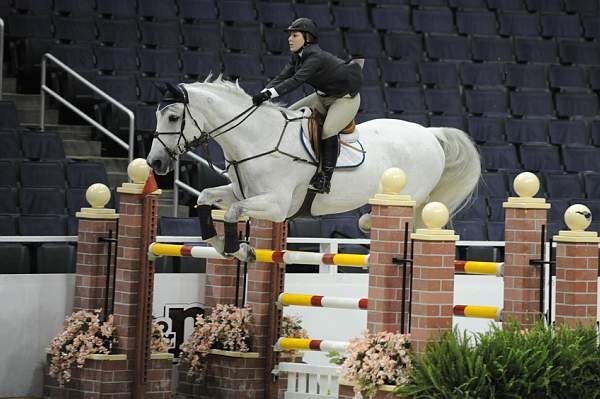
[168,115,179,122]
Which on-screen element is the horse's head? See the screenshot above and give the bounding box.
[147,82,199,175]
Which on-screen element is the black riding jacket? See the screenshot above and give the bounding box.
[266,44,363,98]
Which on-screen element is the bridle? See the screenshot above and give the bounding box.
[152,84,317,198]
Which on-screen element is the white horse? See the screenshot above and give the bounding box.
[147,76,481,258]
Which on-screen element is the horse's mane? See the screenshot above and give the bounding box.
[185,74,296,114]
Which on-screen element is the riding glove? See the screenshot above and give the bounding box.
[252,91,271,105]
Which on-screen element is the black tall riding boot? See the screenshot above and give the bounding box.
[309,135,339,194]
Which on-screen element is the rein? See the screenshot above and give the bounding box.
[153,86,317,199]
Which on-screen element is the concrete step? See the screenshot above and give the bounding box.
[63,139,102,157]
[4,93,42,109]
[18,108,59,124]
[107,171,129,188]
[158,203,189,218]
[3,77,17,93]
[22,123,93,140]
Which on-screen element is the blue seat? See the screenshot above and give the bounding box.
[472,37,513,62]
[159,217,203,236]
[564,0,599,14]
[97,0,136,18]
[21,132,65,160]
[549,65,587,91]
[287,217,321,254]
[384,87,425,113]
[53,15,96,43]
[360,84,386,113]
[0,215,17,236]
[20,187,66,215]
[520,143,562,172]
[592,121,600,146]
[137,0,177,19]
[66,188,87,215]
[139,48,180,76]
[487,198,505,221]
[7,14,53,38]
[96,18,139,46]
[453,220,487,241]
[19,215,67,235]
[456,10,497,35]
[541,14,581,38]
[177,0,217,20]
[465,89,508,115]
[583,172,600,198]
[139,20,181,47]
[549,120,588,145]
[239,79,264,95]
[505,119,547,144]
[0,131,21,159]
[0,103,20,130]
[545,173,584,198]
[412,0,447,6]
[589,67,600,90]
[547,198,570,221]
[181,22,221,50]
[257,2,294,26]
[430,115,465,130]
[318,29,346,58]
[344,31,383,58]
[384,32,423,59]
[514,38,557,63]
[558,39,600,65]
[562,145,600,173]
[331,4,370,30]
[582,16,600,39]
[556,93,599,117]
[448,0,487,9]
[479,143,520,171]
[181,51,220,78]
[487,221,505,241]
[223,24,262,52]
[460,62,504,87]
[138,76,179,103]
[413,8,455,33]
[0,161,17,186]
[424,89,462,114]
[362,59,380,82]
[0,244,30,273]
[380,60,418,86]
[454,196,487,221]
[0,187,17,214]
[20,161,65,188]
[371,5,410,31]
[467,117,505,143]
[293,4,333,28]
[37,243,76,273]
[135,104,157,133]
[505,64,547,89]
[94,46,138,75]
[419,61,460,88]
[525,0,563,12]
[480,172,508,198]
[14,0,52,14]
[487,0,526,11]
[510,90,554,117]
[498,12,539,37]
[66,162,108,188]
[50,44,95,71]
[262,54,289,79]
[219,0,256,23]
[94,75,138,103]
[426,34,469,60]
[321,212,365,240]
[222,52,262,79]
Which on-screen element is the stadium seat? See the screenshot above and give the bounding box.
[453,220,487,241]
[479,172,509,201]
[7,14,53,39]
[220,0,256,22]
[548,120,588,145]
[558,39,600,65]
[96,18,139,46]
[180,51,221,78]
[137,0,177,19]
[0,131,22,159]
[181,22,221,50]
[318,29,347,58]
[223,24,263,53]
[519,143,562,172]
[479,143,520,171]
[581,16,600,39]
[448,0,487,9]
[140,20,181,48]
[97,0,136,18]
[465,89,508,115]
[384,32,423,59]
[487,197,505,221]
[19,215,67,235]
[20,187,66,215]
[525,0,563,12]
[0,186,17,214]
[21,132,65,161]
[53,15,96,43]
[360,84,386,113]
[93,75,138,103]
[514,38,557,63]
[510,90,554,117]
[413,8,455,33]
[487,0,526,10]
[498,12,539,37]
[379,60,418,86]
[159,217,203,236]
[0,161,17,186]
[66,162,108,188]
[54,0,95,16]
[547,198,570,221]
[545,173,584,198]
[456,10,497,35]
[361,59,380,82]
[331,4,371,30]
[426,34,469,60]
[14,0,52,13]
[287,216,322,253]
[562,145,600,173]
[222,53,262,79]
[0,215,17,236]
[430,115,465,129]
[555,93,599,117]
[0,102,20,130]
[262,54,289,79]
[139,48,180,76]
[344,31,383,58]
[471,37,513,62]
[467,117,505,143]
[486,221,505,241]
[564,0,599,14]
[20,161,65,188]
[540,14,581,38]
[0,244,30,273]
[384,87,425,113]
[94,46,138,75]
[293,4,333,28]
[424,89,462,114]
[391,113,428,126]
[66,188,87,215]
[460,62,504,87]
[505,119,547,144]
[505,64,547,89]
[548,65,587,91]
[178,0,217,20]
[583,172,600,199]
[257,2,294,26]
[454,196,487,221]
[419,62,460,88]
[592,121,600,146]
[371,5,410,31]
[36,243,76,273]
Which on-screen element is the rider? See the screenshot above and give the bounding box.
[252,17,363,194]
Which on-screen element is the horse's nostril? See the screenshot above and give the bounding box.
[149,159,162,171]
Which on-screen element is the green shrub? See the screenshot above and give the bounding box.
[396,321,600,399]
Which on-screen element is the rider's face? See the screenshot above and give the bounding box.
[288,31,305,53]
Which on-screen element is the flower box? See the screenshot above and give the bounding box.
[339,379,409,399]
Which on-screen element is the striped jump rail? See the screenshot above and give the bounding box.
[149,243,503,275]
[278,293,368,310]
[275,337,349,353]
[453,305,503,321]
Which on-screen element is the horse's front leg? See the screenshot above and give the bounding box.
[222,193,291,259]
[196,184,240,256]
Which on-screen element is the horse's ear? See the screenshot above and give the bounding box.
[165,82,182,99]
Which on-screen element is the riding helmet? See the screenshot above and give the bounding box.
[285,17,318,39]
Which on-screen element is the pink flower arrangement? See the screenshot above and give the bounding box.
[48,309,116,386]
[179,304,253,379]
[150,320,171,353]
[339,330,412,399]
[281,314,308,340]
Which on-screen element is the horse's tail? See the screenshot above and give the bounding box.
[425,127,481,219]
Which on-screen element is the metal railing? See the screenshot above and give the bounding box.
[172,153,228,216]
[0,18,4,100]
[40,53,134,162]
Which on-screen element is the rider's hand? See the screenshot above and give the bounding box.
[252,91,271,106]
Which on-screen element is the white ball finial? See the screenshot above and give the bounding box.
[422,202,449,229]
[128,158,151,184]
[358,213,371,234]
[86,183,111,208]
[380,168,406,195]
[564,204,592,232]
[513,172,540,198]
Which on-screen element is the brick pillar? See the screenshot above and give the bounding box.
[503,172,550,329]
[205,210,247,310]
[554,204,599,328]
[411,203,458,353]
[73,184,119,312]
[367,168,415,334]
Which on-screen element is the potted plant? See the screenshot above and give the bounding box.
[279,314,309,362]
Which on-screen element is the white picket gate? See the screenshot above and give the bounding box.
[278,362,340,399]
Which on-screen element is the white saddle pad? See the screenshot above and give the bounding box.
[298,107,366,169]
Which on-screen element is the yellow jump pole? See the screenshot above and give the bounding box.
[453,305,503,321]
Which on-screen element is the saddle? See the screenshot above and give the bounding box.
[307,108,356,160]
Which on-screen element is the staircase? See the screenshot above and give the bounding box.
[5,76,188,217]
